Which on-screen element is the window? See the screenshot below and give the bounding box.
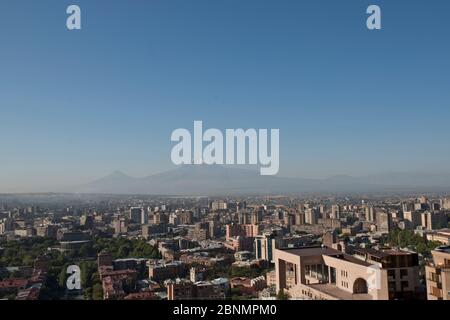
[401,281,409,291]
[400,269,408,278]
[388,281,396,291]
[388,270,395,277]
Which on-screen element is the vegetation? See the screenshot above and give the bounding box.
[276,289,290,300]
[0,236,160,300]
[385,229,441,256]
[0,237,60,268]
[92,238,161,260]
[206,265,270,280]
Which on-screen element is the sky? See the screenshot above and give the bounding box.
[1,0,450,192]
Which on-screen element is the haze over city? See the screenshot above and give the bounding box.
[1,0,450,192]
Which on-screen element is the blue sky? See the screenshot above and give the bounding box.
[1,0,450,191]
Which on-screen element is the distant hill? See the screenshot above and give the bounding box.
[72,165,450,195]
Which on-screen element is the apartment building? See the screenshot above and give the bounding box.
[274,246,420,300]
[425,246,450,300]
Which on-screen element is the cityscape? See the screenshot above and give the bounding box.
[0,189,449,300]
[1,0,450,308]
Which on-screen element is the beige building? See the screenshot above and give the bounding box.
[403,211,421,228]
[274,246,420,300]
[421,212,448,231]
[426,229,450,245]
[425,246,450,300]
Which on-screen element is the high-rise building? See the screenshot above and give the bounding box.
[141,209,149,225]
[211,200,227,211]
[226,223,259,239]
[376,211,392,233]
[305,208,318,225]
[295,212,305,225]
[179,211,194,225]
[331,205,341,220]
[188,222,210,241]
[441,197,450,210]
[425,246,450,300]
[114,217,128,234]
[129,207,143,224]
[251,211,259,225]
[364,206,375,222]
[254,233,282,263]
[402,202,415,213]
[421,211,448,231]
[403,211,422,229]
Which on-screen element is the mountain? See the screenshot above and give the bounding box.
[73,166,450,195]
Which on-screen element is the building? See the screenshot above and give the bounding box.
[441,197,450,210]
[255,233,278,263]
[211,200,227,211]
[226,236,254,252]
[305,208,318,225]
[426,229,450,245]
[148,261,186,282]
[113,218,128,234]
[364,206,375,222]
[331,205,341,220]
[226,223,259,239]
[188,222,210,241]
[98,251,113,268]
[403,211,422,229]
[295,212,305,226]
[80,215,95,229]
[142,223,168,239]
[129,207,143,224]
[179,211,194,225]
[0,279,28,296]
[166,279,225,300]
[421,211,447,231]
[113,258,147,276]
[352,248,420,300]
[36,225,58,238]
[274,246,420,300]
[0,218,14,234]
[190,267,207,282]
[235,251,253,261]
[425,246,450,300]
[230,276,266,297]
[266,269,296,288]
[376,212,392,233]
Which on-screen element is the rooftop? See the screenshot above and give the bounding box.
[434,246,450,254]
[306,283,372,300]
[280,246,341,257]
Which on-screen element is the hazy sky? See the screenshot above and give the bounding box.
[1,0,450,192]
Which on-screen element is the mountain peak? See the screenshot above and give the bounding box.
[108,170,130,178]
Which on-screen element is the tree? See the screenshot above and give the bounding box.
[58,263,70,289]
[276,289,290,300]
[92,283,103,300]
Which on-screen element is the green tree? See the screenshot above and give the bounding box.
[276,289,290,300]
[92,283,103,300]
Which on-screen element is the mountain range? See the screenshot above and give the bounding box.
[72,165,450,195]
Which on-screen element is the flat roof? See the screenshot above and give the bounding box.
[280,246,373,267]
[307,283,372,300]
[353,248,390,258]
[434,246,450,254]
[279,246,341,257]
